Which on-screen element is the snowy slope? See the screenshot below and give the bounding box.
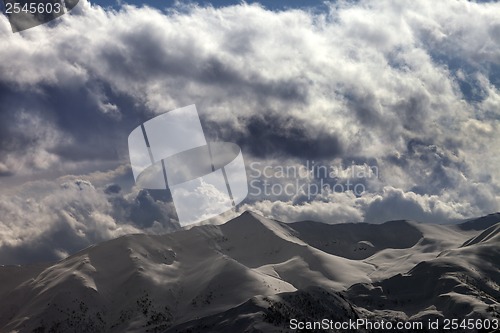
[0,211,498,332]
[166,286,362,333]
[288,219,423,260]
[348,220,500,323]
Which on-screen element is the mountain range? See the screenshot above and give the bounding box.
[0,211,498,332]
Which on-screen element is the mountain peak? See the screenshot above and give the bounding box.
[238,210,264,219]
[223,210,282,230]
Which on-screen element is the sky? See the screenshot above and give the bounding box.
[0,0,499,264]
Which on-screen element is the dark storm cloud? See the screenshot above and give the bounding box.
[129,190,178,228]
[197,58,309,102]
[39,82,143,161]
[104,183,121,194]
[0,83,49,155]
[202,113,343,159]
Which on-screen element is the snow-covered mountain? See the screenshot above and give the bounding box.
[0,211,498,332]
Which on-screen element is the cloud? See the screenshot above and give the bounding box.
[0,179,179,264]
[362,186,468,224]
[244,191,365,224]
[1,1,499,168]
[244,185,488,225]
[0,0,499,262]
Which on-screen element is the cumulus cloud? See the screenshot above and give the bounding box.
[0,0,499,262]
[244,185,475,225]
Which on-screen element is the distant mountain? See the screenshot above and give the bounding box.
[458,212,500,231]
[0,211,498,332]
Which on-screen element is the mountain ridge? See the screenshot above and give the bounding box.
[0,211,498,332]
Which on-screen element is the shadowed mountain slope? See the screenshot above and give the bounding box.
[0,211,498,332]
